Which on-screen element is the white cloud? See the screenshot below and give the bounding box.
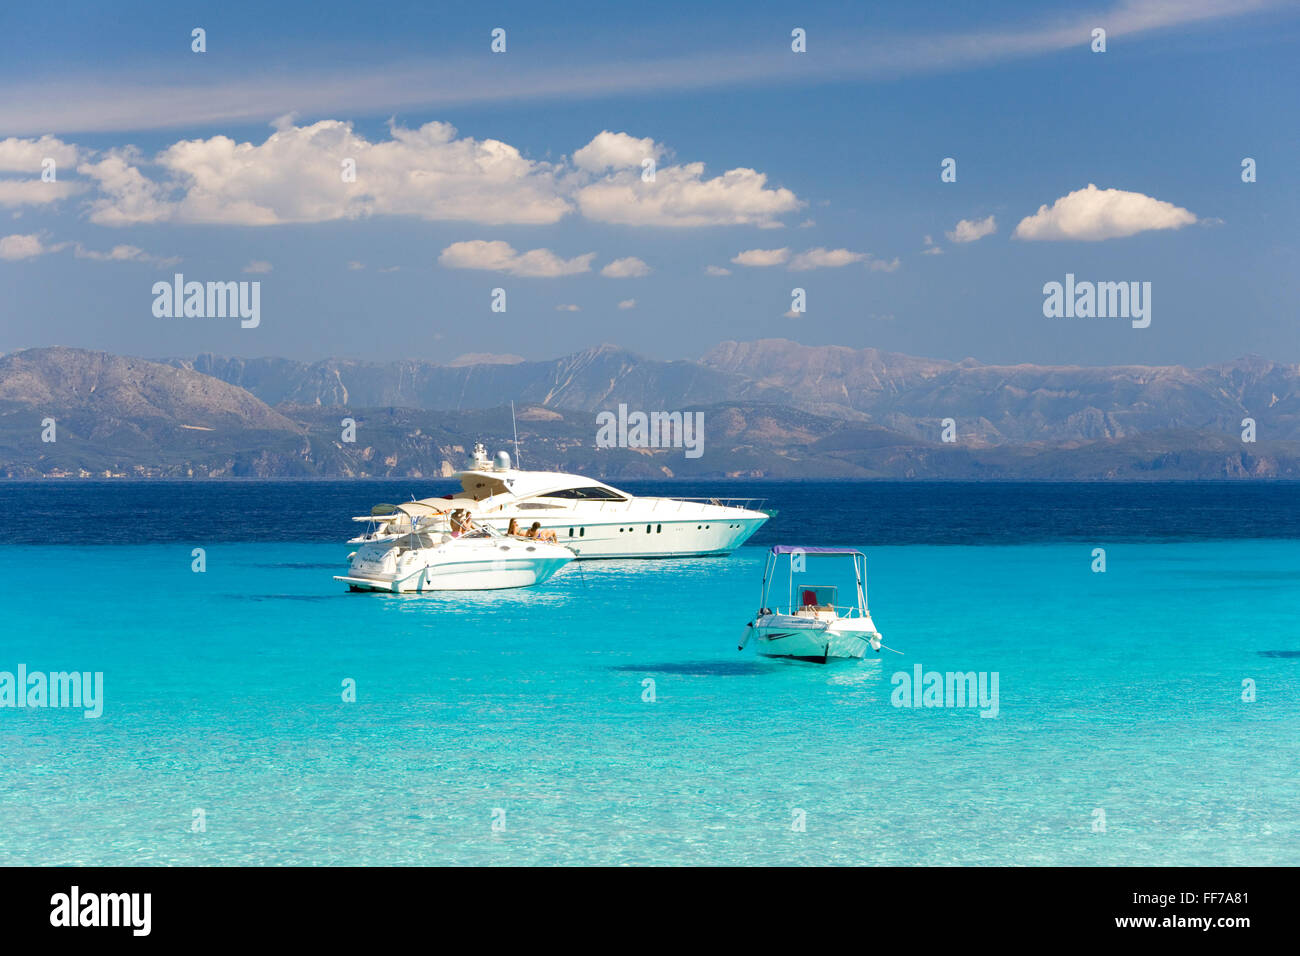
[347,260,365,270]
[0,135,85,207]
[0,233,48,260]
[921,235,943,255]
[789,247,867,270]
[0,135,80,171]
[783,309,801,319]
[731,248,790,267]
[600,256,651,278]
[575,156,800,228]
[705,265,731,276]
[82,121,572,227]
[1013,184,1197,241]
[0,179,83,207]
[438,240,594,277]
[243,260,273,273]
[63,122,801,231]
[79,151,175,226]
[555,303,581,312]
[946,215,997,243]
[572,131,661,172]
[617,299,636,310]
[868,257,901,272]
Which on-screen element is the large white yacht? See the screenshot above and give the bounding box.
[351,444,772,559]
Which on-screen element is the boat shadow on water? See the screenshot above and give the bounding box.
[224,593,347,602]
[606,659,876,676]
[608,660,775,676]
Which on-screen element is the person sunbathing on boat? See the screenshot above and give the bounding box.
[524,521,559,543]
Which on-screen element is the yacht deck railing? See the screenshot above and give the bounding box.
[647,496,768,512]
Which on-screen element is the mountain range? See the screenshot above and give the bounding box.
[2,342,1298,479]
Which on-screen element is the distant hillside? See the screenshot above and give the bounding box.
[0,347,297,430]
[174,339,1300,446]
[3,345,1300,479]
[173,344,787,411]
[701,339,1300,443]
[0,348,309,478]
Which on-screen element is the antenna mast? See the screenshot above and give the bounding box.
[511,400,521,468]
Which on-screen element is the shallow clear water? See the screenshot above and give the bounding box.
[2,523,1298,864]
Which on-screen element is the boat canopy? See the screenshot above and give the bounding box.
[395,501,451,518]
[770,546,863,555]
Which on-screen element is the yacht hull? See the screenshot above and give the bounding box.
[336,539,573,592]
[479,513,768,559]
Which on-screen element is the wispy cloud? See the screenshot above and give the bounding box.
[0,232,179,265]
[732,248,790,267]
[946,215,997,243]
[789,247,868,270]
[0,1,1284,134]
[735,246,899,271]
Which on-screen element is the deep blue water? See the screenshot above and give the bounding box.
[1,481,1298,865]
[2,479,1300,544]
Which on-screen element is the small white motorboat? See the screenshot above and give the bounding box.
[334,504,574,593]
[739,546,888,662]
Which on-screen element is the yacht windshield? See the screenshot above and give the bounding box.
[798,585,838,610]
[539,486,626,501]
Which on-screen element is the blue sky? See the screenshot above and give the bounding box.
[1,0,1297,368]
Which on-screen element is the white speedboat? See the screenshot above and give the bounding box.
[739,547,888,662]
[335,505,573,592]
[349,443,771,560]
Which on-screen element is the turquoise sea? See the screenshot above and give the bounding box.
[1,481,1298,865]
